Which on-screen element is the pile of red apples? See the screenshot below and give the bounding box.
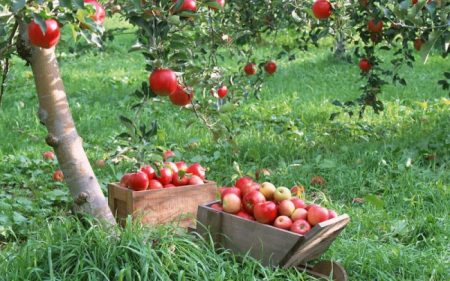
[213,177,338,235]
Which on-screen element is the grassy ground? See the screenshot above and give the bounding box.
[0,17,449,280]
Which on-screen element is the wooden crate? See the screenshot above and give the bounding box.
[108,181,217,228]
[196,200,350,268]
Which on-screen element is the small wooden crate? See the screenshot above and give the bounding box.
[108,181,217,228]
[196,200,350,268]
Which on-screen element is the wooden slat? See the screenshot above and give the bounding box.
[108,181,217,228]
[281,214,350,268]
[196,202,303,266]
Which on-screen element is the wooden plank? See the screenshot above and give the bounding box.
[281,214,350,268]
[108,181,217,228]
[196,202,303,266]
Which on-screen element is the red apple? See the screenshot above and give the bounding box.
[222,193,241,214]
[312,0,332,20]
[140,165,155,180]
[264,61,277,74]
[236,211,255,221]
[243,190,266,214]
[274,216,293,230]
[164,162,179,173]
[274,186,292,202]
[290,219,311,235]
[235,177,253,190]
[188,175,204,185]
[307,205,329,226]
[368,19,383,33]
[291,198,307,209]
[53,170,64,182]
[163,150,175,160]
[175,161,188,172]
[260,182,276,200]
[84,0,106,24]
[328,209,338,219]
[128,172,149,191]
[244,63,256,75]
[254,201,278,224]
[217,85,228,98]
[172,171,189,186]
[28,19,61,49]
[43,151,55,161]
[291,208,308,221]
[359,58,372,72]
[148,179,163,190]
[414,38,423,51]
[186,163,206,180]
[210,203,223,211]
[156,167,173,185]
[220,187,241,200]
[120,173,132,187]
[278,200,296,217]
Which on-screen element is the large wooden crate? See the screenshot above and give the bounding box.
[196,200,350,268]
[108,181,217,227]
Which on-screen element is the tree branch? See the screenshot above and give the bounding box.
[0,21,19,105]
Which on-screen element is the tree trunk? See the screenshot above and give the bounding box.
[334,31,346,60]
[18,23,116,225]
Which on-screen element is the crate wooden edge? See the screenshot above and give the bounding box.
[108,181,218,225]
[197,200,350,268]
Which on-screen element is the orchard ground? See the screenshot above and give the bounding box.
[0,17,449,280]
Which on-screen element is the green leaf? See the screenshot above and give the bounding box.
[12,0,26,13]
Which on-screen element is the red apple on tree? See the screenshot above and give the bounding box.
[291,208,308,221]
[254,201,278,224]
[28,19,61,49]
[312,0,332,20]
[244,63,257,75]
[274,216,293,230]
[290,219,311,235]
[217,85,228,98]
[84,0,106,24]
[359,58,372,72]
[260,182,276,200]
[222,193,241,214]
[278,200,296,217]
[172,0,197,13]
[368,19,383,33]
[414,38,423,51]
[169,85,194,106]
[243,190,266,214]
[208,0,225,10]
[264,61,277,74]
[307,205,329,226]
[149,68,178,96]
[274,186,292,202]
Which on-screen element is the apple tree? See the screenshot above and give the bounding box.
[0,0,115,224]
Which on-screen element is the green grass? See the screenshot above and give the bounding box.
[0,17,449,280]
